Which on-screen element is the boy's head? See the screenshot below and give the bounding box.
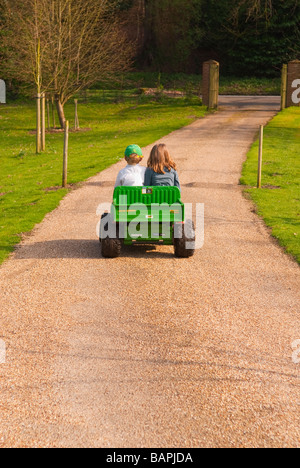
[124,144,143,165]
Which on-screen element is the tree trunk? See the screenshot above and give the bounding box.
[140,0,156,67]
[55,96,66,129]
[36,92,41,153]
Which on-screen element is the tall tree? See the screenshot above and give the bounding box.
[140,0,203,72]
[0,1,10,73]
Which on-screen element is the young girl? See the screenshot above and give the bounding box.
[144,144,181,189]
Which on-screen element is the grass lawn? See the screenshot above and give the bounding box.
[99,72,281,96]
[240,107,300,264]
[0,92,207,265]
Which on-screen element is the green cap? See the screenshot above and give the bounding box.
[125,144,143,158]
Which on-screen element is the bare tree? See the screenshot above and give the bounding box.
[3,0,134,128]
[230,0,274,23]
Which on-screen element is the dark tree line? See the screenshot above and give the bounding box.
[124,0,300,76]
[1,0,300,90]
[201,0,300,76]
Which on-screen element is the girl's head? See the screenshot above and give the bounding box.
[147,144,177,174]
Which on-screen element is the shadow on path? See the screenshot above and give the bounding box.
[14,239,175,260]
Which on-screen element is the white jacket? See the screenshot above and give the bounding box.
[114,165,146,188]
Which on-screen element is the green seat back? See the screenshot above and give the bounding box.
[113,186,182,206]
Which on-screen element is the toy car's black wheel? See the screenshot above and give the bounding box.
[174,220,195,258]
[101,237,122,258]
[100,213,122,258]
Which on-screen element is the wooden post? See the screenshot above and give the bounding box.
[257,125,264,189]
[74,99,79,130]
[51,96,56,129]
[46,98,51,131]
[281,64,287,110]
[35,38,42,153]
[36,92,41,154]
[41,93,46,151]
[62,120,69,188]
[209,62,219,109]
[208,66,214,109]
[203,60,220,109]
[286,60,300,107]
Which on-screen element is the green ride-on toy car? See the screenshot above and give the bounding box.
[99,186,195,258]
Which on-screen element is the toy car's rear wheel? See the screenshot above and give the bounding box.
[101,237,122,258]
[100,213,121,258]
[174,220,195,258]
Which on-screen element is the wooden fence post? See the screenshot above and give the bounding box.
[209,62,219,109]
[51,96,56,129]
[202,60,219,109]
[62,120,69,188]
[287,60,300,107]
[74,99,80,130]
[257,125,264,189]
[36,92,41,154]
[46,98,50,131]
[281,64,287,110]
[41,93,46,151]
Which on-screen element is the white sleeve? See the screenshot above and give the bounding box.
[140,166,146,184]
[114,171,123,187]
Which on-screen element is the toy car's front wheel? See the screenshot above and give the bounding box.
[174,220,195,258]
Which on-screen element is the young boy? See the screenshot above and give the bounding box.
[114,144,146,187]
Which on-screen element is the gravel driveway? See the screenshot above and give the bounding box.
[0,96,299,448]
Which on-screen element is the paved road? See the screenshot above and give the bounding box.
[218,95,281,111]
[0,96,299,448]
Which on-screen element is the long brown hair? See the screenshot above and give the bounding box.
[147,144,177,174]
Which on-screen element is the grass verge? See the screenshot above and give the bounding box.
[0,92,207,265]
[93,72,281,96]
[240,107,300,264]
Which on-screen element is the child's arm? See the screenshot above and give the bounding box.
[174,171,181,191]
[114,170,123,188]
